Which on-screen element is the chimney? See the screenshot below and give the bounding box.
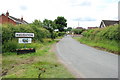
[6,11,9,17]
[21,17,23,22]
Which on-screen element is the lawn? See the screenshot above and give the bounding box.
[2,40,74,78]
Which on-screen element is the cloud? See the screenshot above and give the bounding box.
[0,0,119,28]
[80,1,91,6]
[70,0,91,7]
[73,17,97,21]
[20,5,27,11]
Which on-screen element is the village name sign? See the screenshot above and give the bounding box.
[15,33,34,43]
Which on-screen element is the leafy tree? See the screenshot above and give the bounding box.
[67,27,72,31]
[54,16,67,32]
[43,19,57,39]
[32,19,43,27]
[72,29,85,34]
[43,19,53,32]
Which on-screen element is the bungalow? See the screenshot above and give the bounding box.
[0,11,28,25]
[87,27,98,29]
[76,27,83,29]
[99,20,119,28]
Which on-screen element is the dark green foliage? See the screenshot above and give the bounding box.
[72,29,85,34]
[82,24,120,41]
[67,27,72,31]
[2,39,18,52]
[57,32,66,36]
[54,16,67,32]
[80,24,120,54]
[2,24,50,52]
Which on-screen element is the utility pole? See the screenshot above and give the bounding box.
[78,21,79,27]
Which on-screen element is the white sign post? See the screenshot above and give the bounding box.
[15,33,34,38]
[19,38,32,43]
[15,33,34,48]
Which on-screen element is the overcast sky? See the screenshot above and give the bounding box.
[0,0,119,28]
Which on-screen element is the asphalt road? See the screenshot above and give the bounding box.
[56,35,118,78]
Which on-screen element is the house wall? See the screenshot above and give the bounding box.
[0,14,16,25]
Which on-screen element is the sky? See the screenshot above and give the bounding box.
[0,0,119,28]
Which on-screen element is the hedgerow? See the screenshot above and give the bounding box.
[2,24,51,52]
[80,24,120,54]
[82,24,120,41]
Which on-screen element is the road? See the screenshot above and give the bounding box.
[56,35,118,78]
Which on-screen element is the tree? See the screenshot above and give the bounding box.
[54,16,67,32]
[67,27,72,31]
[32,19,43,27]
[43,19,56,39]
[72,29,85,34]
[43,19,54,32]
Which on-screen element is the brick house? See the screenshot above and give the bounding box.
[0,11,28,25]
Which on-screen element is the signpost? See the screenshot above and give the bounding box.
[19,38,32,43]
[15,33,34,37]
[15,33,35,54]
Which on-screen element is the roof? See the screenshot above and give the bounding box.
[102,20,119,26]
[88,27,98,29]
[0,13,28,24]
[9,16,28,24]
[76,27,83,29]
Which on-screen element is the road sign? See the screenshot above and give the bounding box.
[19,38,32,43]
[15,33,34,38]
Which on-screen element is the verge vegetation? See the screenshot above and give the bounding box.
[1,17,74,78]
[74,24,120,54]
[2,41,74,78]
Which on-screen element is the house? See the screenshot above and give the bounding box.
[0,11,28,25]
[99,2,120,28]
[99,20,119,28]
[87,27,98,29]
[76,27,83,29]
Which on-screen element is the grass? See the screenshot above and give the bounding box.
[2,40,74,78]
[74,37,120,55]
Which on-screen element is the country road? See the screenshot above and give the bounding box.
[56,35,118,78]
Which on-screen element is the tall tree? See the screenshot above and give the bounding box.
[54,16,67,32]
[32,19,43,27]
[43,19,56,39]
[67,27,72,31]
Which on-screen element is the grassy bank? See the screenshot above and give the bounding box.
[74,37,119,54]
[2,40,74,78]
[74,24,120,54]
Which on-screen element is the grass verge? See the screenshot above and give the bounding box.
[2,40,74,78]
[74,37,120,55]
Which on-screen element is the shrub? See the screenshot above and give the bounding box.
[2,24,51,52]
[57,32,66,36]
[2,39,18,52]
[72,29,85,34]
[82,24,120,41]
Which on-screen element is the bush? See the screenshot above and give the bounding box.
[2,40,18,52]
[58,32,66,36]
[82,24,120,41]
[72,29,85,34]
[2,24,51,52]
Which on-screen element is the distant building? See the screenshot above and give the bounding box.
[99,20,119,28]
[76,27,83,29]
[99,2,120,28]
[0,11,28,25]
[87,27,98,29]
